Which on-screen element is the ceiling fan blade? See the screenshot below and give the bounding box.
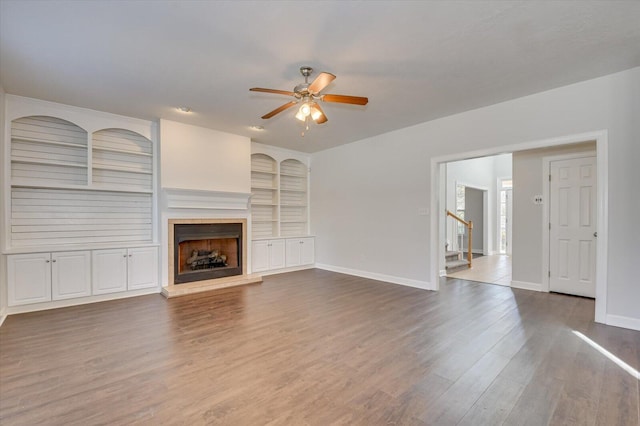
[308,72,336,94]
[312,103,328,124]
[261,101,297,119]
[250,87,296,96]
[322,94,369,105]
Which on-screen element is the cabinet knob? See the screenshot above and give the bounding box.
[52,259,57,263]
[123,254,128,258]
[45,260,50,263]
[129,254,132,257]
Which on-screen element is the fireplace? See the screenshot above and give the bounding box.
[171,220,244,285]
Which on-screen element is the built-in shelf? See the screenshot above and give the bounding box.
[92,146,152,157]
[11,181,153,194]
[251,185,278,190]
[280,172,306,178]
[8,114,155,249]
[12,137,86,149]
[92,165,153,174]
[12,158,86,168]
[251,152,309,240]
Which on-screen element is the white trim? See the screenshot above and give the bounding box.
[0,313,6,327]
[5,287,159,315]
[316,263,432,290]
[510,280,542,292]
[605,314,640,332]
[430,130,608,325]
[541,151,597,294]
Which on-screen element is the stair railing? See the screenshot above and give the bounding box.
[446,210,473,268]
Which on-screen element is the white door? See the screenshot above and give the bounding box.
[52,251,91,300]
[127,247,158,290]
[549,156,597,297]
[92,248,128,295]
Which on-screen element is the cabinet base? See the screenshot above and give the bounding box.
[161,274,263,298]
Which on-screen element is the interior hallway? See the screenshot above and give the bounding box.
[447,254,512,286]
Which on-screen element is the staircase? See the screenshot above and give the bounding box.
[445,251,470,274]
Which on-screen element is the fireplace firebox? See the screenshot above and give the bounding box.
[173,222,243,284]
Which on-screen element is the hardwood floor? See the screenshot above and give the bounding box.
[1,269,638,425]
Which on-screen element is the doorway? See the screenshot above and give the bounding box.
[430,130,608,323]
[443,156,509,285]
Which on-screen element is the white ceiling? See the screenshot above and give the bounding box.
[1,1,639,153]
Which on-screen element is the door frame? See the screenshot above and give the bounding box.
[430,130,608,324]
[541,151,597,293]
[497,176,513,255]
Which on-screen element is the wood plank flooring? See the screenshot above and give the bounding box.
[1,269,638,425]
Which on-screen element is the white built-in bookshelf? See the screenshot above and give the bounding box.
[3,96,159,312]
[9,116,154,248]
[250,151,309,239]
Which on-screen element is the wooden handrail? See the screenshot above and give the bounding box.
[446,210,474,267]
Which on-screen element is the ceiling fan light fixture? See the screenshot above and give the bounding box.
[295,102,312,121]
[310,104,322,121]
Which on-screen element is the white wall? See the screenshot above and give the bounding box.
[512,142,595,285]
[159,119,250,192]
[311,66,640,327]
[0,85,5,319]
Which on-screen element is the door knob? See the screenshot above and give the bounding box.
[593,232,597,238]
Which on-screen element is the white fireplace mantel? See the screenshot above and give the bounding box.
[162,187,251,211]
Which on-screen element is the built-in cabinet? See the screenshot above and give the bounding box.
[250,144,314,273]
[3,96,159,312]
[285,237,315,268]
[92,247,158,295]
[251,237,314,273]
[8,247,157,307]
[251,239,286,272]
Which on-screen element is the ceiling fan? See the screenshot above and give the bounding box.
[250,66,368,127]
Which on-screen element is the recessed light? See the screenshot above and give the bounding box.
[177,106,192,113]
[250,125,264,131]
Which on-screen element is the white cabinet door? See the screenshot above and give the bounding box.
[127,247,158,290]
[8,253,52,306]
[285,239,302,267]
[285,238,315,267]
[52,251,91,300]
[92,249,127,295]
[299,237,315,265]
[270,239,286,269]
[252,240,270,272]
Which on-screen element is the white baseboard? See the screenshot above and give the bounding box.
[5,287,160,315]
[256,264,315,276]
[605,314,640,331]
[510,280,543,292]
[315,263,432,290]
[0,313,6,327]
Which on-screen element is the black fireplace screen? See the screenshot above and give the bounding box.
[173,223,243,284]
